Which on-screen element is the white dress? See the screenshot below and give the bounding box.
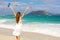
[12,20,22,36]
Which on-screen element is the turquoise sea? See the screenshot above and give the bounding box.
[0,14,60,37]
[0,15,60,24]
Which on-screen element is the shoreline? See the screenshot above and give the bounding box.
[0,24,60,37]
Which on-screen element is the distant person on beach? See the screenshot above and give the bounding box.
[10,6,30,40]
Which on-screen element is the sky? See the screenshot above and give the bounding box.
[0,0,60,15]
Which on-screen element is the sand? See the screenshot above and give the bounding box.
[0,28,60,40]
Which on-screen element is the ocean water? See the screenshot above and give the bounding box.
[0,15,60,37]
[0,15,60,28]
[0,15,60,24]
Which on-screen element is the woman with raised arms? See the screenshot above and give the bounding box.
[10,6,31,40]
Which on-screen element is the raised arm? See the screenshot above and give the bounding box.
[10,6,16,17]
[21,6,30,18]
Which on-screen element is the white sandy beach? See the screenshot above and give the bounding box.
[0,23,60,37]
[0,23,60,40]
[0,28,60,40]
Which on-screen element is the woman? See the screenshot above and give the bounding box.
[10,6,30,40]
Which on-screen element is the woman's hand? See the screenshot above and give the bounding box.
[26,6,32,10]
[10,6,14,11]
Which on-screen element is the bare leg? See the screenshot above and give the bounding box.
[16,36,20,40]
